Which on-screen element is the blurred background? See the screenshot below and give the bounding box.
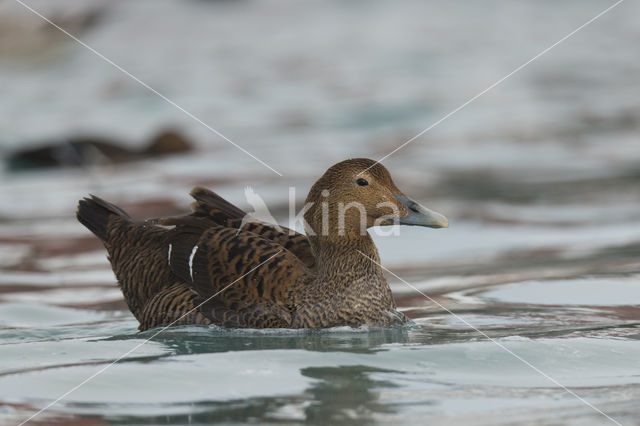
[0,0,639,425]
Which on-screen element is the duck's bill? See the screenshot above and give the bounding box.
[394,194,449,228]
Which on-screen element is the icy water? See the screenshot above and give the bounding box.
[1,0,640,425]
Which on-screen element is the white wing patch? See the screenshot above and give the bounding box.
[154,224,176,230]
[167,244,173,265]
[188,245,199,281]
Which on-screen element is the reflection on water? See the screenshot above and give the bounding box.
[1,0,640,425]
[133,325,412,355]
[1,291,639,425]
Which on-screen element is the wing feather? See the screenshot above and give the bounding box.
[167,221,310,328]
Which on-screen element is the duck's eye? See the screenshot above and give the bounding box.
[356,178,369,187]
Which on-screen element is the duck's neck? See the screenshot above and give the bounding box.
[309,232,385,290]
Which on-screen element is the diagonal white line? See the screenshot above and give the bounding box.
[359,0,625,175]
[17,250,283,426]
[12,0,283,177]
[357,250,623,426]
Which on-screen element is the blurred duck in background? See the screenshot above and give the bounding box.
[5,129,192,172]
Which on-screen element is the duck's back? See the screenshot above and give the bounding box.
[76,190,313,330]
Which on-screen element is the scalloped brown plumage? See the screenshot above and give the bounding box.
[76,158,448,330]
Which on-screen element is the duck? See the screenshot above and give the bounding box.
[76,158,448,330]
[6,129,191,172]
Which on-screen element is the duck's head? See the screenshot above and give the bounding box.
[146,130,192,155]
[304,158,448,237]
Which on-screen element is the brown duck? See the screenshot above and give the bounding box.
[7,129,191,172]
[76,158,448,330]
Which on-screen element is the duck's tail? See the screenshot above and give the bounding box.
[76,195,130,242]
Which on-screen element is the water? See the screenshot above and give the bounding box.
[1,295,639,425]
[1,0,640,424]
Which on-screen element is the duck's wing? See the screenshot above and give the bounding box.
[165,218,310,328]
[186,186,315,268]
[188,186,247,221]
